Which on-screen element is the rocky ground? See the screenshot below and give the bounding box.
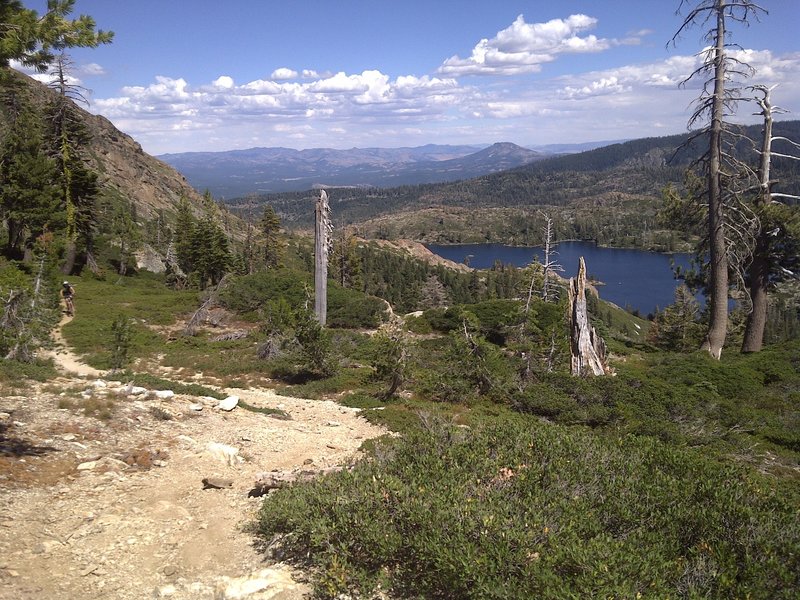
[0,319,387,599]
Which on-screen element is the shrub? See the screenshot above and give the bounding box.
[258,418,800,599]
[221,270,387,329]
[327,288,386,329]
[109,315,133,371]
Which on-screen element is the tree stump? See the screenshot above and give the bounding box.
[568,257,610,376]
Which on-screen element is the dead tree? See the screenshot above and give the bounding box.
[568,257,609,376]
[314,190,332,326]
[183,275,229,336]
[672,0,764,359]
[525,213,563,313]
[540,213,564,303]
[741,85,800,351]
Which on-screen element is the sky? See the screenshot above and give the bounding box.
[13,0,800,155]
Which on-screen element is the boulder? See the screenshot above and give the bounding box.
[217,396,239,411]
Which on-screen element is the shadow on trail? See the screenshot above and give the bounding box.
[0,421,57,458]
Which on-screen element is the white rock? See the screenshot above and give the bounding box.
[206,442,242,466]
[154,390,175,400]
[77,460,98,471]
[80,390,93,399]
[188,403,204,412]
[154,583,177,597]
[216,567,302,599]
[129,386,148,396]
[98,456,129,471]
[91,380,108,389]
[39,539,63,553]
[217,396,239,411]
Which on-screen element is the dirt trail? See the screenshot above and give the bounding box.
[0,319,387,599]
[38,313,104,379]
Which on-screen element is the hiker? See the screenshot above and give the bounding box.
[62,281,75,316]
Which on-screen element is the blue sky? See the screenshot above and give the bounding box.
[15,0,800,155]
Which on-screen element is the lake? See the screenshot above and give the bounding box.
[425,241,694,316]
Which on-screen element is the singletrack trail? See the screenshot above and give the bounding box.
[0,315,386,599]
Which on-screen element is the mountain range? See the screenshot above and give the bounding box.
[236,120,800,249]
[157,142,548,197]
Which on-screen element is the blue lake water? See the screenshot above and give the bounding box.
[425,241,694,316]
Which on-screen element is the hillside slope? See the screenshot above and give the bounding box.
[2,69,208,221]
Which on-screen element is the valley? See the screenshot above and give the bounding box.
[2,1,800,596]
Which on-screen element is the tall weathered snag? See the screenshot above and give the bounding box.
[568,257,609,377]
[672,0,764,358]
[741,85,800,352]
[314,189,331,325]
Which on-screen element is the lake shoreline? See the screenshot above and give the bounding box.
[424,238,693,257]
[424,241,694,316]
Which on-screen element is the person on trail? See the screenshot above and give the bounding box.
[62,281,75,316]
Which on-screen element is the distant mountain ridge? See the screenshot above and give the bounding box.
[241,120,800,245]
[158,142,547,197]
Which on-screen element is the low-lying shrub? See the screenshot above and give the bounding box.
[259,417,799,599]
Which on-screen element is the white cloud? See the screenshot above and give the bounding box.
[77,39,800,154]
[78,62,107,76]
[439,14,611,76]
[91,68,471,145]
[212,75,234,89]
[561,76,631,99]
[271,67,298,80]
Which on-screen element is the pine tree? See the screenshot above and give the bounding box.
[44,52,100,274]
[648,284,704,352]
[0,88,61,260]
[329,228,362,290]
[173,197,197,275]
[418,274,449,310]
[259,204,282,269]
[672,0,764,358]
[110,202,141,275]
[190,214,230,288]
[0,0,113,73]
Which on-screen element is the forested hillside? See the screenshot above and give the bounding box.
[232,121,800,249]
[0,68,246,281]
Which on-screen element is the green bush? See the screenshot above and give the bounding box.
[221,270,387,329]
[327,288,386,329]
[220,269,309,314]
[258,418,800,599]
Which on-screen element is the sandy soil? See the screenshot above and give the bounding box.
[0,316,387,599]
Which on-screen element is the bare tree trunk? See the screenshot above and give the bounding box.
[61,240,77,275]
[118,241,128,276]
[742,86,775,353]
[541,215,554,302]
[525,213,561,313]
[31,256,45,310]
[314,190,331,326]
[568,257,610,376]
[700,1,729,360]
